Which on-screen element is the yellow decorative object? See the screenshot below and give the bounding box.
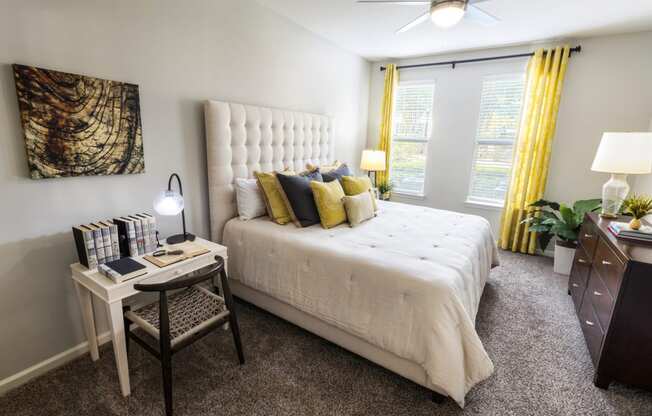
[310,180,347,229]
[623,194,652,230]
[376,64,398,188]
[254,171,293,225]
[306,160,341,173]
[499,45,571,254]
[341,176,378,212]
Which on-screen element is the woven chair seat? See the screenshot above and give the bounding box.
[126,286,229,346]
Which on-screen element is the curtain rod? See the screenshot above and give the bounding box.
[380,45,582,71]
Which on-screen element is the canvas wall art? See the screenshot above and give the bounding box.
[13,64,144,179]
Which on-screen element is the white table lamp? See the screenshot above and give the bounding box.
[591,132,652,217]
[360,150,386,186]
[153,173,196,244]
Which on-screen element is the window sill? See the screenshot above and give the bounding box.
[393,191,426,200]
[464,199,504,211]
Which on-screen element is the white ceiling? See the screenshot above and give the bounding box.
[255,0,652,61]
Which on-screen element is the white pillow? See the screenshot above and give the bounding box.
[342,191,376,227]
[234,178,267,220]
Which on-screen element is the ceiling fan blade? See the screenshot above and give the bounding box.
[396,11,431,34]
[356,1,430,5]
[466,4,500,25]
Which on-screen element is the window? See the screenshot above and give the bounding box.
[467,74,525,206]
[390,82,435,196]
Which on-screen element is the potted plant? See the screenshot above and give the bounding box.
[377,182,393,201]
[622,194,652,230]
[522,198,601,275]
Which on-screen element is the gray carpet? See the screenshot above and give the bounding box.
[2,251,652,415]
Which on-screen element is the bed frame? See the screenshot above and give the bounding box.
[204,100,446,401]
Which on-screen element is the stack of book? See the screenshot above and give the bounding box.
[72,213,158,270]
[607,221,652,244]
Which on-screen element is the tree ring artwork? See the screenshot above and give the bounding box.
[13,64,145,179]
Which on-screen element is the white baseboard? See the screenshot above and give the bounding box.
[0,331,112,396]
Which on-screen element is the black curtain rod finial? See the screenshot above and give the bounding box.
[380,44,582,72]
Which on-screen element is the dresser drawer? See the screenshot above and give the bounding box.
[579,222,598,259]
[569,246,591,312]
[593,238,625,297]
[586,272,615,331]
[579,297,605,366]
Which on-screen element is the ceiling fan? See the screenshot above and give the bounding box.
[357,0,499,33]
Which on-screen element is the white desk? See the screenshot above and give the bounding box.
[70,237,227,397]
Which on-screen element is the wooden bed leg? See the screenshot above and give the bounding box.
[431,391,446,404]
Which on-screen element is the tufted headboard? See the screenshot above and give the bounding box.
[204,100,335,243]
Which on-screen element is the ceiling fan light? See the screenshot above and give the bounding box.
[430,0,467,28]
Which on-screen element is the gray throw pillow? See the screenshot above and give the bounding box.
[321,163,352,183]
[276,170,323,227]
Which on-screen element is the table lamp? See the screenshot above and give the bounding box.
[360,150,386,187]
[591,132,652,217]
[153,173,196,244]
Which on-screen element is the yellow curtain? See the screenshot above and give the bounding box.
[498,45,571,254]
[376,64,398,187]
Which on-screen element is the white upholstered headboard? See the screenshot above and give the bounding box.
[204,100,335,243]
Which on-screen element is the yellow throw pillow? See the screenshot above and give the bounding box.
[254,171,293,224]
[341,176,378,211]
[310,180,347,229]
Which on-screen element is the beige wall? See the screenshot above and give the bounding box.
[0,0,370,381]
[367,31,652,233]
[631,118,652,195]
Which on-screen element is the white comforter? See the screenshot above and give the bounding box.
[223,201,498,407]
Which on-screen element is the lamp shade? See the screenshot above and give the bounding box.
[591,132,652,174]
[153,190,184,216]
[360,150,386,172]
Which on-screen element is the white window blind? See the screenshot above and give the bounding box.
[391,82,435,196]
[467,74,525,206]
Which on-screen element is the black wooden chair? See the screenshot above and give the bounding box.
[123,255,244,416]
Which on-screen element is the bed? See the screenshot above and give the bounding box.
[204,100,498,407]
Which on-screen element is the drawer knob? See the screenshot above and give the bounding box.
[578,259,587,264]
[601,260,612,266]
[572,283,580,288]
[593,291,603,297]
[584,233,593,239]
[585,320,595,327]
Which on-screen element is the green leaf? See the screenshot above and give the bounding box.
[537,233,553,252]
[539,210,559,220]
[551,221,578,242]
[572,199,602,223]
[541,217,560,225]
[558,228,579,241]
[529,199,560,211]
[528,224,552,233]
[559,205,577,229]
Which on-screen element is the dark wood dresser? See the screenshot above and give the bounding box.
[569,213,652,390]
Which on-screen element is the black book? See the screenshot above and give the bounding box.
[98,257,147,283]
[72,225,98,269]
[113,217,133,258]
